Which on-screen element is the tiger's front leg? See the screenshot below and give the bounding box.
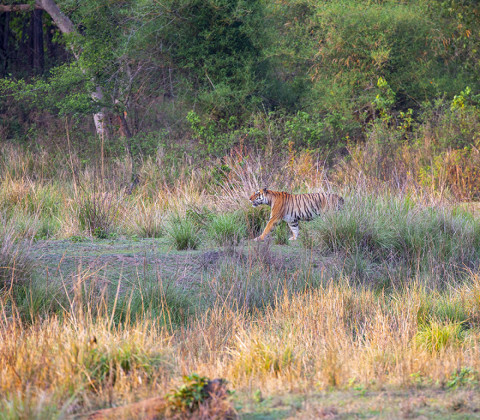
[254,217,280,241]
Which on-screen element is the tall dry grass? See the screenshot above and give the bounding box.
[2,273,480,417]
[1,138,480,417]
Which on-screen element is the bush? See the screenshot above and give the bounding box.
[207,212,246,247]
[166,215,201,250]
[167,373,233,417]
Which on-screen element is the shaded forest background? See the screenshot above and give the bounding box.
[1,0,480,198]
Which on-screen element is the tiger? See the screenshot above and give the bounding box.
[249,188,344,241]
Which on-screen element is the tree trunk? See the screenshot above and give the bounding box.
[36,0,111,138]
[33,9,44,74]
[28,11,34,69]
[35,0,75,40]
[46,23,56,61]
[92,86,106,137]
[0,12,10,76]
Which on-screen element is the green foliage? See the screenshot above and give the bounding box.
[446,367,478,390]
[285,111,329,148]
[136,0,274,118]
[166,215,202,250]
[273,0,478,133]
[373,77,396,123]
[187,111,238,156]
[0,62,95,118]
[167,373,211,412]
[3,0,480,151]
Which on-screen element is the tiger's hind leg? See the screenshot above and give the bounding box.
[287,221,299,241]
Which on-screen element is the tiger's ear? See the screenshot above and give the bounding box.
[262,187,269,193]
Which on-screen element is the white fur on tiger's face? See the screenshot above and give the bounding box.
[249,189,270,207]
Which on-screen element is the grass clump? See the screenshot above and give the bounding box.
[132,200,164,238]
[116,279,195,328]
[243,206,269,239]
[77,188,120,239]
[273,221,290,245]
[230,333,295,377]
[0,224,34,292]
[415,321,465,352]
[81,339,164,390]
[166,215,201,250]
[207,212,247,247]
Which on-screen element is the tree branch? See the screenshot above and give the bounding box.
[0,4,41,12]
[36,0,75,34]
[0,2,75,35]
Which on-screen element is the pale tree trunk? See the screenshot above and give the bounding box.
[1,0,108,137]
[92,86,106,138]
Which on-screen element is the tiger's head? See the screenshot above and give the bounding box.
[249,188,269,207]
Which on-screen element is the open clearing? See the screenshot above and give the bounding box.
[25,238,480,419]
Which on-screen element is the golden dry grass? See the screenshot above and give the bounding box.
[2,276,480,417]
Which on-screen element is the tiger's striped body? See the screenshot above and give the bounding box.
[249,189,344,241]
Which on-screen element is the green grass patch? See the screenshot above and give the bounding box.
[166,215,202,250]
[207,212,247,247]
[415,321,465,352]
